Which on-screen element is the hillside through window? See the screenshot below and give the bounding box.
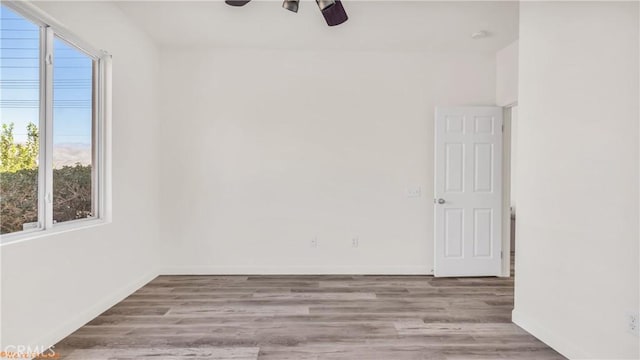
[52,36,95,224]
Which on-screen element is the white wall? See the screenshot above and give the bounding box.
[514,2,639,359]
[158,49,496,274]
[0,1,161,352]
[496,41,518,107]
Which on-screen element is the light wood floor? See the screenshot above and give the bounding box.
[55,273,565,360]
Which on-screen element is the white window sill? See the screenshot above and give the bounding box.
[0,218,111,246]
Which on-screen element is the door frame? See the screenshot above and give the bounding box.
[500,103,517,277]
[500,105,513,277]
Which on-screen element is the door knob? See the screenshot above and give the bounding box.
[437,198,446,204]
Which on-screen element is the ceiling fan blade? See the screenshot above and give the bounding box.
[283,0,299,13]
[321,0,348,26]
[225,0,251,6]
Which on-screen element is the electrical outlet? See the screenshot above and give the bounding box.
[310,237,318,248]
[352,237,359,248]
[627,312,639,336]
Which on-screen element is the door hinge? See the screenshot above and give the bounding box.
[501,124,504,132]
[500,250,503,259]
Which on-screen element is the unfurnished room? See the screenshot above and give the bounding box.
[0,1,638,359]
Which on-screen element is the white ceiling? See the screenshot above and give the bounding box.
[116,1,519,52]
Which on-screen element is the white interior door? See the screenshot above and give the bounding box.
[434,106,503,277]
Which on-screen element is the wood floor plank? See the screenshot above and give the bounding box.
[53,274,566,360]
[166,305,310,316]
[62,347,259,360]
[394,320,529,336]
[252,292,377,300]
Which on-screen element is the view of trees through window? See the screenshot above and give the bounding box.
[0,122,40,233]
[0,5,95,235]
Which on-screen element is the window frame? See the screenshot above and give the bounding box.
[1,1,112,244]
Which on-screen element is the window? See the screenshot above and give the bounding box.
[0,3,110,239]
[52,37,95,223]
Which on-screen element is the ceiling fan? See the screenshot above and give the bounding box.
[225,0,348,27]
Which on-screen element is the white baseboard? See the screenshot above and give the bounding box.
[29,270,158,356]
[160,265,431,275]
[512,308,587,360]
